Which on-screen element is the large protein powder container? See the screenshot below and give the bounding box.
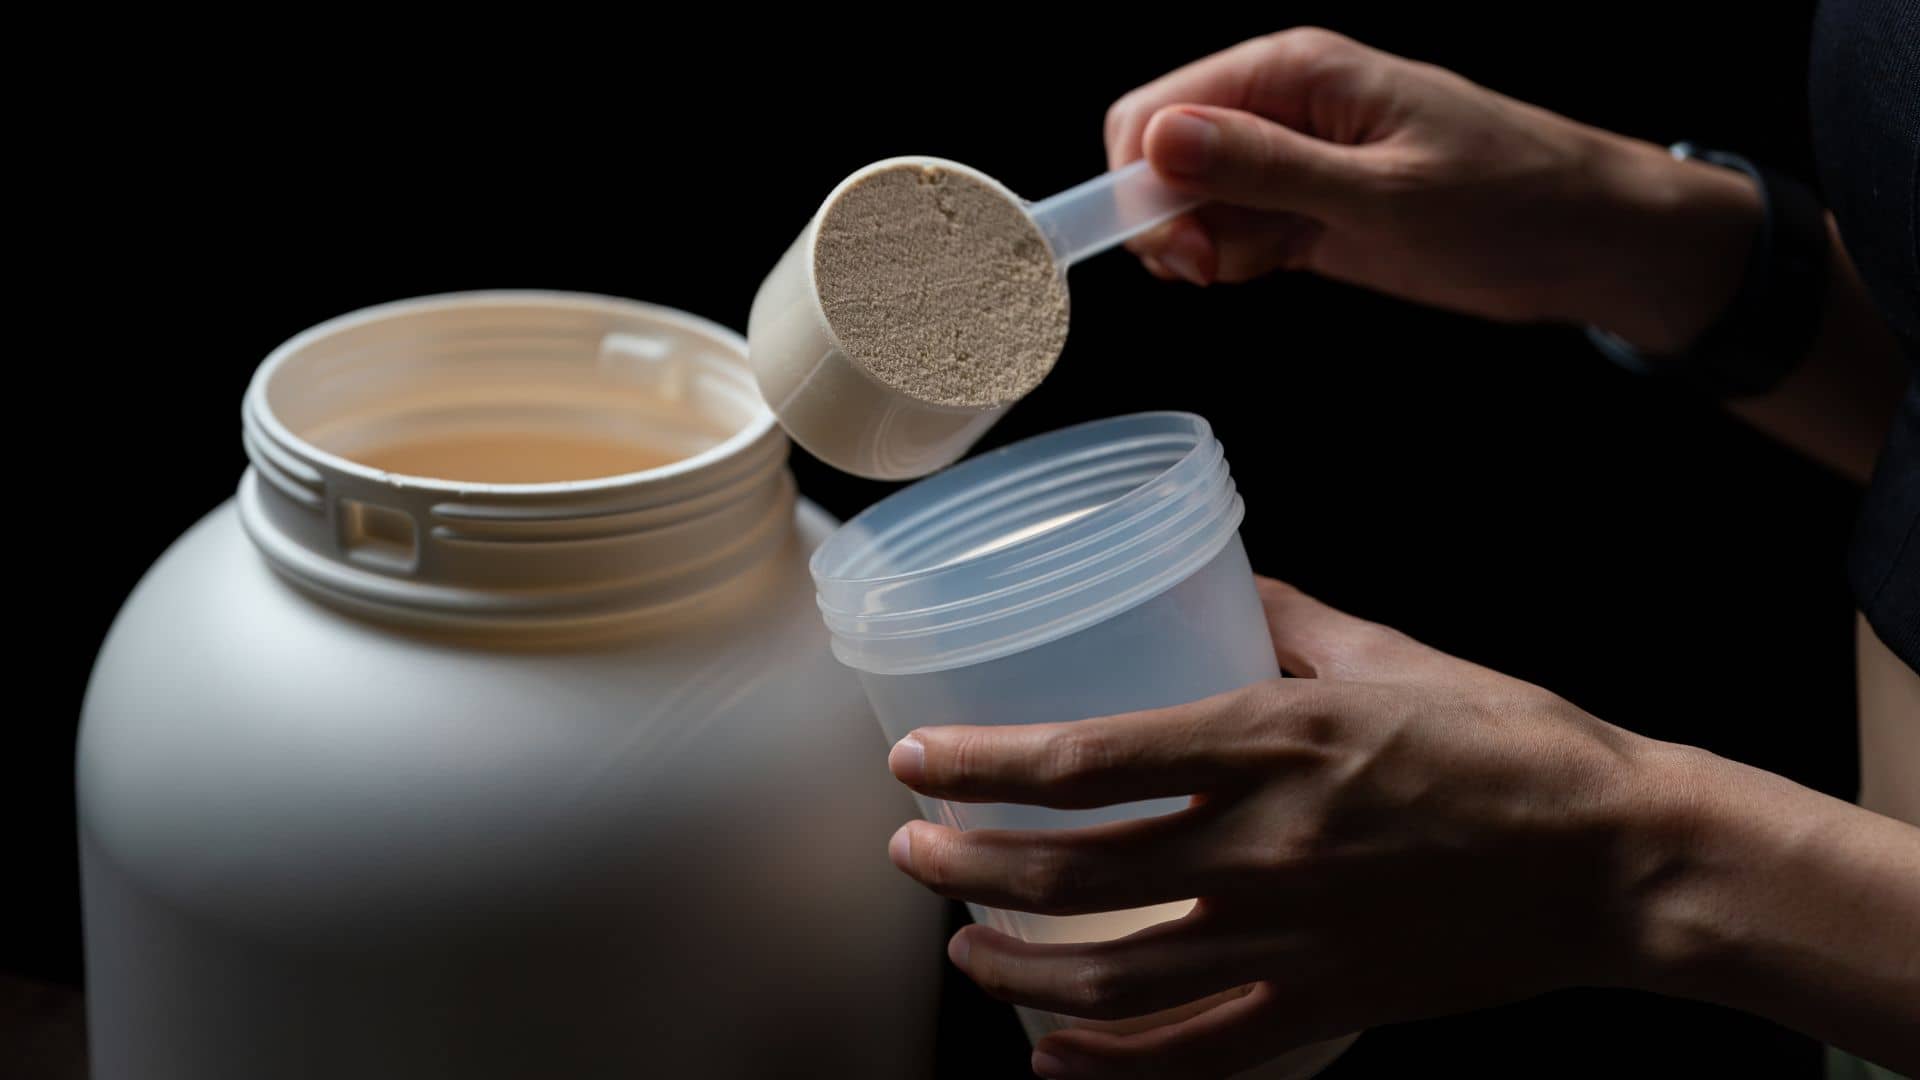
[78,292,944,1080]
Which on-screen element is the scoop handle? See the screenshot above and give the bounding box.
[1028,160,1202,270]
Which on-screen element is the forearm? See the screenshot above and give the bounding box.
[1625,741,1920,1073]
[1578,134,1904,483]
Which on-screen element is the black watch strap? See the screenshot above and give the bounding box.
[1588,143,1832,399]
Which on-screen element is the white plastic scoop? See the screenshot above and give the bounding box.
[745,157,1200,481]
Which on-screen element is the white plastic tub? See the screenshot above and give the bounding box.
[811,412,1354,1075]
[77,292,945,1079]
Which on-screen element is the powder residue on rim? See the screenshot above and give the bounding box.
[811,163,1069,409]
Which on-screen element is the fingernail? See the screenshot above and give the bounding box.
[946,931,970,968]
[887,824,913,873]
[1159,248,1207,287]
[1155,110,1219,176]
[1030,1050,1071,1079]
[889,734,926,785]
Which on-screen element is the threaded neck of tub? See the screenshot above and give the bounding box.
[239,291,792,632]
[810,412,1243,675]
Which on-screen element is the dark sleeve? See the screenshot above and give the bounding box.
[1810,0,1920,672]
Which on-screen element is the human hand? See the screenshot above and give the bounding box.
[884,578,1686,1079]
[1107,29,1761,353]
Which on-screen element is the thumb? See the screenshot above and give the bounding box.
[1143,104,1370,220]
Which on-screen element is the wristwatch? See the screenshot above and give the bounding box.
[1586,141,1832,399]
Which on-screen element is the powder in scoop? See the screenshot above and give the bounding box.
[812,163,1069,409]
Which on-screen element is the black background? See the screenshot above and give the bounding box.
[25,5,1866,1077]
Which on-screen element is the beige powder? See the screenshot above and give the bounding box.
[349,432,683,483]
[812,163,1068,409]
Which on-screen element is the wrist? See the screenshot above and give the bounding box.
[1610,739,1825,1000]
[1536,727,1723,992]
[1614,740,1920,1069]
[1605,739,1735,996]
[1573,133,1763,354]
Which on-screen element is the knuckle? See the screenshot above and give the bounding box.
[1016,846,1084,912]
[1240,118,1294,175]
[914,830,960,889]
[943,729,992,785]
[1348,620,1414,664]
[1288,699,1348,753]
[1039,729,1101,787]
[1361,150,1437,202]
[1509,680,1574,721]
[1267,25,1346,56]
[1067,957,1127,1015]
[1311,616,1422,678]
[1259,26,1357,72]
[1242,683,1350,770]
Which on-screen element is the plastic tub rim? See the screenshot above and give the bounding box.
[811,411,1245,676]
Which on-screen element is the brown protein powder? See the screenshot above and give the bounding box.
[811,163,1069,409]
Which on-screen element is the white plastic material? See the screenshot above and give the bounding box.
[811,413,1355,1077]
[77,292,945,1080]
[747,157,1198,482]
[1028,159,1201,270]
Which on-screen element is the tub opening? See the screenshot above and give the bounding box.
[266,314,762,485]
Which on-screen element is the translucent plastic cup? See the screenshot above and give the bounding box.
[811,412,1356,1076]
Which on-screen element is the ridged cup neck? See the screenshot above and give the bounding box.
[238,291,792,633]
[812,412,1243,675]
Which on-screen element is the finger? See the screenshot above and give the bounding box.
[1153,216,1214,285]
[888,687,1280,807]
[1143,105,1374,221]
[887,810,1242,916]
[1032,980,1351,1080]
[1191,204,1324,282]
[1130,206,1323,285]
[1254,576,1439,681]
[1125,215,1213,285]
[1124,218,1176,257]
[1104,28,1390,170]
[1139,253,1180,282]
[1106,35,1274,170]
[1124,223,1191,282]
[947,914,1267,1023]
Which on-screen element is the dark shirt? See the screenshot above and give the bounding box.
[1811,0,1920,673]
